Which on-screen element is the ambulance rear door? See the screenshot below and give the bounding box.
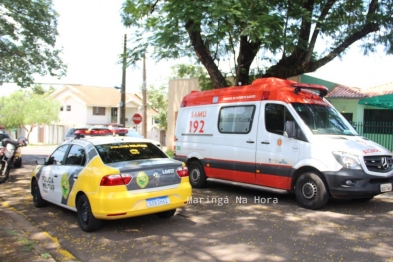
[256,102,300,190]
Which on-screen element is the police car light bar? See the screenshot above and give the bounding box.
[74,129,113,136]
[73,127,128,138]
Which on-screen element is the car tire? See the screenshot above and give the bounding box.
[14,158,22,168]
[295,172,329,210]
[188,161,207,188]
[156,209,176,218]
[32,180,48,207]
[77,194,101,232]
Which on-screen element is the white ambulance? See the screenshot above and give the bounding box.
[174,77,393,209]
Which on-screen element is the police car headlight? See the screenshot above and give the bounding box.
[332,151,362,170]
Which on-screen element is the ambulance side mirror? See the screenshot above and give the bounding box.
[284,121,297,138]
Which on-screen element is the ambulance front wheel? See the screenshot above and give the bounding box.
[188,161,207,188]
[295,172,329,210]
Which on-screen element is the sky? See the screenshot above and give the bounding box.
[1,0,393,96]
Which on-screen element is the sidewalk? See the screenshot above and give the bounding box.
[0,203,78,262]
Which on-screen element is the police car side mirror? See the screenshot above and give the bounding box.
[284,121,297,138]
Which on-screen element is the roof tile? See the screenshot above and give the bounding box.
[326,82,393,98]
[326,85,367,98]
[64,85,140,107]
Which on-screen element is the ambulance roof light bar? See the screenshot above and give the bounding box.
[291,83,328,98]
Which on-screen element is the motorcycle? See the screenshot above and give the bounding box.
[0,137,28,184]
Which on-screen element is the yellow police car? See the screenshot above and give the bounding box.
[30,128,192,232]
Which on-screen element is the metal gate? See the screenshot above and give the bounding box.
[351,121,393,151]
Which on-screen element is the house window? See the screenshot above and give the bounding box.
[66,105,71,111]
[341,113,353,122]
[60,106,63,111]
[93,107,105,116]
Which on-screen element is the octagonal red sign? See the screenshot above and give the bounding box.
[132,113,142,125]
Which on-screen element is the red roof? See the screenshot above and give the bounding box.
[326,82,393,98]
[326,85,366,98]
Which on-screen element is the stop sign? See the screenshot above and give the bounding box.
[132,113,142,125]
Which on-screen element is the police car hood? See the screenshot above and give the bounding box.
[312,135,392,156]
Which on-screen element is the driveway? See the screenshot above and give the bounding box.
[0,146,392,261]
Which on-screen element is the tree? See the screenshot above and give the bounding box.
[170,64,216,90]
[0,90,60,141]
[0,0,66,87]
[121,0,393,88]
[146,85,168,130]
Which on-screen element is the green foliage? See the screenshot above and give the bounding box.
[146,85,168,130]
[0,0,67,87]
[0,89,60,140]
[166,150,174,158]
[31,85,56,95]
[121,0,393,86]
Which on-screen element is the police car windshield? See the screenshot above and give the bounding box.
[291,103,358,136]
[95,142,167,164]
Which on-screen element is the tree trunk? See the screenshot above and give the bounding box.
[236,36,261,85]
[185,20,228,88]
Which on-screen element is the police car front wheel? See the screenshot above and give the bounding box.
[32,180,48,208]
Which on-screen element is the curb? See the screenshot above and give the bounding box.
[0,204,79,262]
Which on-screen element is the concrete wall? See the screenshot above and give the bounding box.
[166,78,200,151]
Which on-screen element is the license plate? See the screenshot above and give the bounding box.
[380,183,392,192]
[146,196,170,208]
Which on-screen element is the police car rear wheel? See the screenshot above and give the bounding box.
[189,162,207,188]
[77,195,101,232]
[295,172,329,210]
[32,180,48,207]
[156,209,176,218]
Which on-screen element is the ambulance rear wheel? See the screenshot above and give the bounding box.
[295,172,329,210]
[189,161,207,188]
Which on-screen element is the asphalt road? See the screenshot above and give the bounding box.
[1,146,393,262]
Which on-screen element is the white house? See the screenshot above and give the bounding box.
[23,85,160,145]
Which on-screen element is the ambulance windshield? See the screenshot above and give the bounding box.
[292,103,358,135]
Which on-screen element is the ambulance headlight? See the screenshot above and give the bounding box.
[332,151,362,170]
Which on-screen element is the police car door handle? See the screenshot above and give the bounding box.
[261,141,270,144]
[246,140,255,144]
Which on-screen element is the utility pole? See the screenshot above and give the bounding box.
[120,34,127,127]
[142,56,147,138]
